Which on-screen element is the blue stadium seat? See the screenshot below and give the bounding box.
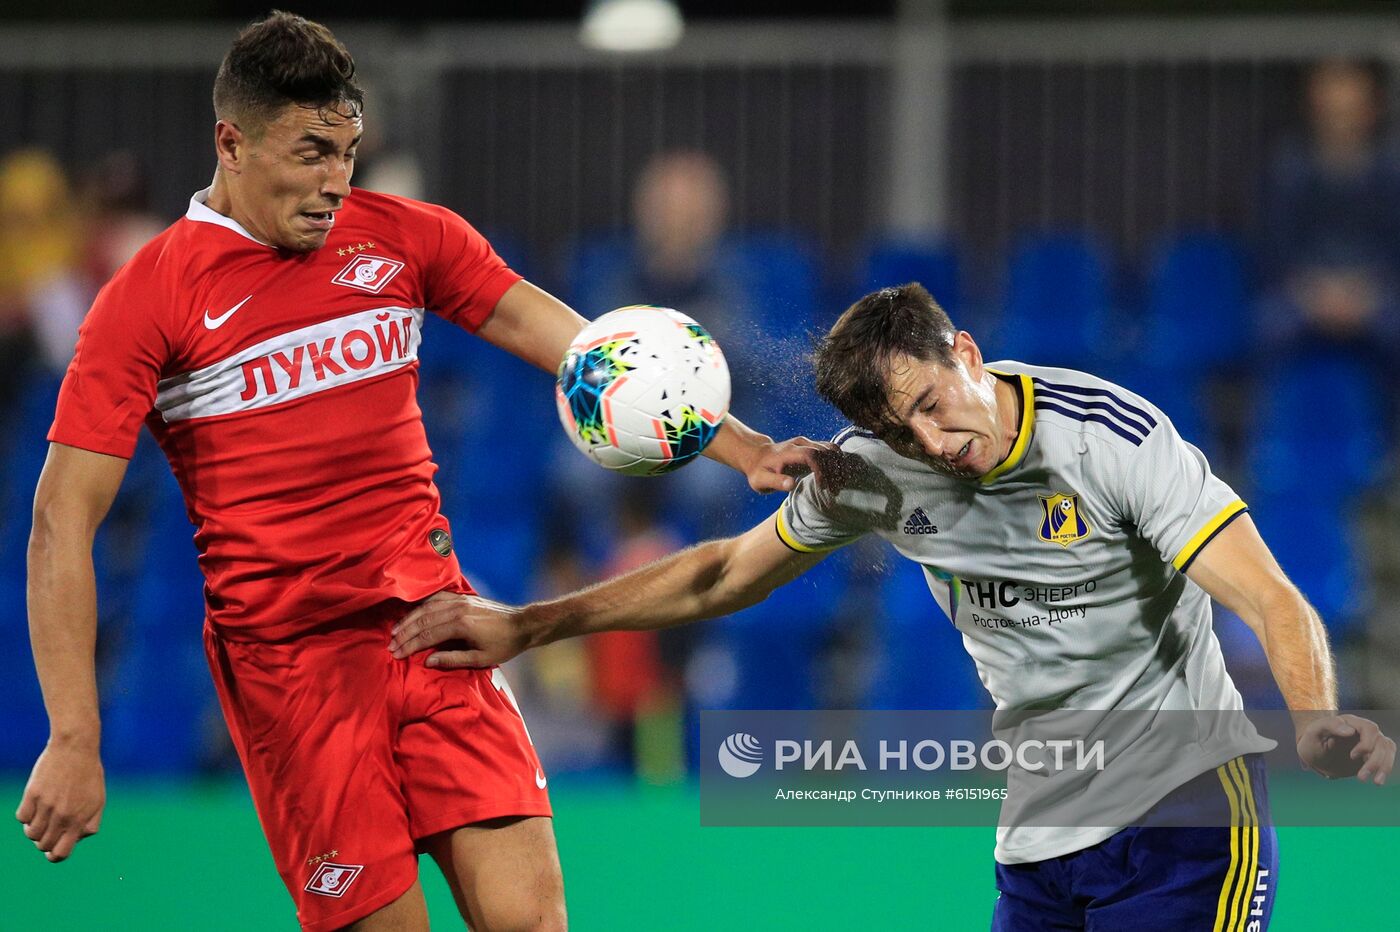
[1248,492,1367,640]
[1246,351,1382,642]
[127,470,206,634]
[103,469,218,774]
[715,621,818,709]
[1113,233,1253,457]
[854,237,961,318]
[724,231,821,334]
[710,556,851,710]
[435,362,553,501]
[451,516,539,605]
[1142,232,1251,372]
[563,232,635,320]
[721,231,824,440]
[865,562,986,710]
[417,304,495,386]
[102,628,219,774]
[994,232,1115,370]
[0,374,63,595]
[0,630,47,771]
[1248,352,1387,498]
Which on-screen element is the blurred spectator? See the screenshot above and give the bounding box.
[0,149,78,406]
[586,490,689,780]
[29,151,164,373]
[1259,60,1400,363]
[635,152,726,287]
[519,540,596,715]
[614,153,730,309]
[572,150,761,377]
[501,540,615,774]
[554,150,768,540]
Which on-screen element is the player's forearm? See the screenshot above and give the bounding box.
[478,280,590,373]
[529,537,761,645]
[26,519,102,747]
[703,415,771,474]
[1247,586,1339,727]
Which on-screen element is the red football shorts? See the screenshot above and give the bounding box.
[203,599,552,932]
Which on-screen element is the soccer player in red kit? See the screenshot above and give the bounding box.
[15,13,823,931]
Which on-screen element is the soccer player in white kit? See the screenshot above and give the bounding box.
[388,283,1395,929]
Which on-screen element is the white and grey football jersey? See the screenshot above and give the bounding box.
[776,362,1275,863]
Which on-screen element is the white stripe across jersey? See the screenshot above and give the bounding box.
[155,306,425,423]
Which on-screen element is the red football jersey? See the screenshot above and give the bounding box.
[50,186,522,640]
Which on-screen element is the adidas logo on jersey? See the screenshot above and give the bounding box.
[904,507,938,535]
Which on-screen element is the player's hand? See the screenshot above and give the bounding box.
[389,591,540,669]
[1296,714,1395,784]
[741,435,834,494]
[15,740,105,863]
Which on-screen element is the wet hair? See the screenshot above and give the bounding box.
[212,11,363,135]
[813,282,957,433]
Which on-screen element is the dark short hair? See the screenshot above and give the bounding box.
[213,11,363,134]
[813,283,957,433]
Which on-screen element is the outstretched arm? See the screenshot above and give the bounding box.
[1187,514,1394,784]
[474,279,590,372]
[17,443,128,861]
[475,280,828,492]
[389,516,828,668]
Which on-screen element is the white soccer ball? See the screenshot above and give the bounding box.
[556,305,731,475]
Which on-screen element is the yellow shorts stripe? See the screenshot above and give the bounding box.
[1226,758,1250,932]
[1232,756,1262,932]
[1173,499,1249,572]
[1212,761,1244,932]
[1213,756,1261,932]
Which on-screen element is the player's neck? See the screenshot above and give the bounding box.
[206,172,236,218]
[993,375,1022,465]
[206,172,273,246]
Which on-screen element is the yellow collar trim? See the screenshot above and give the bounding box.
[979,370,1034,485]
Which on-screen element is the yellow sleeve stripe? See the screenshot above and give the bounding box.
[773,507,841,554]
[1173,499,1249,572]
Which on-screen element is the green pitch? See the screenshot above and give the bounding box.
[0,780,1390,929]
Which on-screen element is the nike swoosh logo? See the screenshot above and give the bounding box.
[535,768,548,789]
[204,294,253,330]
